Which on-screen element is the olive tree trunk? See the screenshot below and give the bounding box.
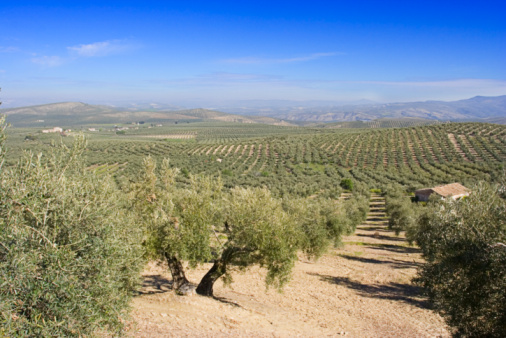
[165,253,190,290]
[196,247,239,297]
[195,258,227,296]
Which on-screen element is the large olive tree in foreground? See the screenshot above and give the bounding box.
[409,183,505,337]
[130,156,223,293]
[0,123,143,336]
[132,157,355,297]
[196,186,301,296]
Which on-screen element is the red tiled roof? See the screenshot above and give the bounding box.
[416,183,470,197]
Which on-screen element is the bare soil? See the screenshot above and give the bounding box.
[126,195,449,337]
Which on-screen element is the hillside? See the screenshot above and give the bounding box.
[0,103,295,127]
[3,95,505,127]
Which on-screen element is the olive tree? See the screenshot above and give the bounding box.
[283,197,349,259]
[196,187,301,296]
[409,183,505,337]
[340,178,354,191]
[0,126,143,336]
[130,157,222,292]
[133,157,364,298]
[385,188,419,235]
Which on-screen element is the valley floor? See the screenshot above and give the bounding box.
[126,194,449,337]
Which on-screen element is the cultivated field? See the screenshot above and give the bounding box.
[7,121,504,197]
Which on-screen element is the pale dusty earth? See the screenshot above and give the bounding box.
[126,194,450,337]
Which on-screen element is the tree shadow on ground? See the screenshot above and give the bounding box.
[356,233,406,242]
[212,296,245,309]
[338,254,421,269]
[366,216,388,222]
[356,226,391,232]
[138,274,173,294]
[367,244,421,254]
[310,273,430,309]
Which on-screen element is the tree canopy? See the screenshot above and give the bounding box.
[0,123,143,336]
[409,183,506,337]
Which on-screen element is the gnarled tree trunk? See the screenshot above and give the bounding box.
[165,253,190,290]
[196,258,227,296]
[196,246,239,296]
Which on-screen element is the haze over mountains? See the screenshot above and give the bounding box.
[1,95,505,127]
[215,95,506,122]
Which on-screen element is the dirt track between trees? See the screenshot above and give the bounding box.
[126,194,449,337]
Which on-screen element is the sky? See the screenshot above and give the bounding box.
[1,0,505,107]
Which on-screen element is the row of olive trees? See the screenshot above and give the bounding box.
[129,157,362,296]
[384,187,420,235]
[383,180,505,337]
[0,117,144,336]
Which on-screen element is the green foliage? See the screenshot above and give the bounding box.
[340,178,354,191]
[130,157,222,267]
[385,188,419,235]
[0,132,143,336]
[181,167,190,178]
[0,116,7,169]
[221,169,233,176]
[342,193,369,233]
[24,134,37,141]
[284,197,349,259]
[215,187,301,290]
[410,183,506,337]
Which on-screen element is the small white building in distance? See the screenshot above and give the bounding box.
[415,183,470,202]
[42,127,63,133]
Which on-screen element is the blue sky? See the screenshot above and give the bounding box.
[1,0,505,107]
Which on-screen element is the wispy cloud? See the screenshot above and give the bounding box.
[67,39,133,57]
[0,46,19,53]
[348,78,506,90]
[151,72,286,87]
[30,39,136,67]
[31,55,65,67]
[222,52,342,64]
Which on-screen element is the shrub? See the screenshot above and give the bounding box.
[0,129,143,336]
[340,178,354,191]
[222,169,233,176]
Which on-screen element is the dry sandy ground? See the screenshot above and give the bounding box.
[126,195,450,337]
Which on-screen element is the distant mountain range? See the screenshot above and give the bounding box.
[0,102,295,127]
[1,95,505,127]
[216,95,506,122]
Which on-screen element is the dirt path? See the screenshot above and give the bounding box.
[127,194,449,337]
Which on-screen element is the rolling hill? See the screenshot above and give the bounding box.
[2,95,505,127]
